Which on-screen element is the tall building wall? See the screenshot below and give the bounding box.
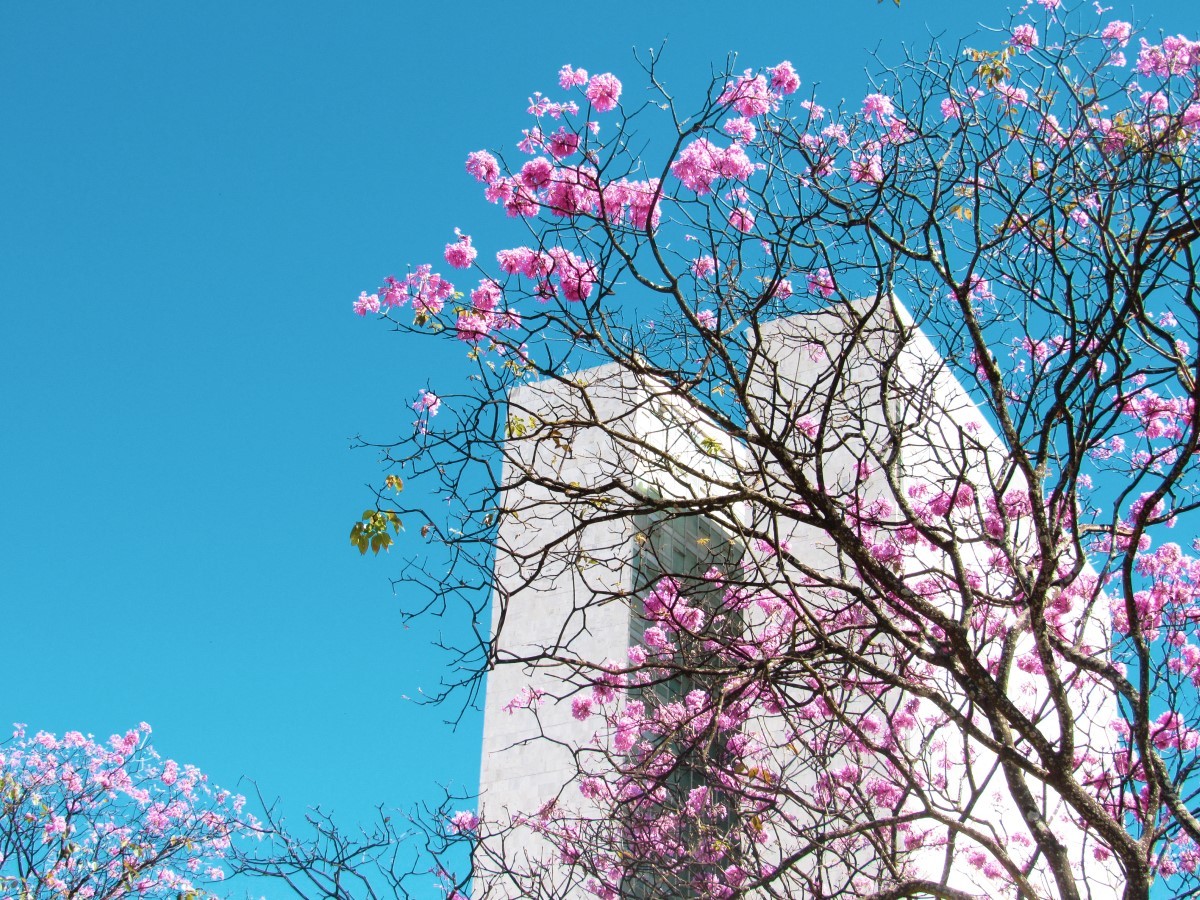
[477,365,743,898]
[476,302,1120,897]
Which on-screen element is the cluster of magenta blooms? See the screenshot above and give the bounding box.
[0,723,256,898]
[358,7,1200,896]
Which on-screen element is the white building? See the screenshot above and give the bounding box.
[475,299,1120,899]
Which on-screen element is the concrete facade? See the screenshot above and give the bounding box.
[475,301,1120,898]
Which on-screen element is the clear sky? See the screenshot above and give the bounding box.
[1,0,1194,895]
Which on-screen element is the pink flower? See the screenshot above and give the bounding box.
[801,99,826,120]
[1011,24,1039,52]
[571,697,593,720]
[1100,20,1132,47]
[967,275,995,302]
[547,127,580,160]
[670,139,756,194]
[1136,35,1200,77]
[850,153,884,184]
[353,291,380,317]
[691,142,735,186]
[768,61,800,95]
[691,255,716,279]
[619,178,661,230]
[405,264,455,316]
[455,310,492,343]
[516,127,543,155]
[549,248,596,302]
[443,230,477,269]
[42,814,68,843]
[544,165,600,217]
[413,389,441,416]
[378,275,406,308]
[518,157,554,191]
[448,810,480,834]
[586,73,622,112]
[807,268,835,298]
[503,686,544,713]
[719,70,774,117]
[465,150,500,184]
[504,183,540,218]
[470,279,502,313]
[768,278,793,301]
[483,176,514,205]
[497,246,551,279]
[558,64,588,89]
[1140,91,1169,112]
[862,93,895,123]
[994,82,1028,106]
[728,207,755,233]
[723,116,757,142]
[696,309,717,330]
[940,97,961,120]
[821,123,849,146]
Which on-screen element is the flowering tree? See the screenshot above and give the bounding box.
[351,4,1200,898]
[0,723,256,899]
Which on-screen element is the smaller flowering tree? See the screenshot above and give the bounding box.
[0,723,256,899]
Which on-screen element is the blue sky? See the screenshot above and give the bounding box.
[1,0,1194,894]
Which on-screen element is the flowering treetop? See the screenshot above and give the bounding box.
[0,722,257,899]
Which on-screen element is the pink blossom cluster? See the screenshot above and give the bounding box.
[806,267,836,298]
[547,580,951,892]
[547,65,624,114]
[355,265,457,318]
[861,92,896,123]
[600,178,662,230]
[1101,20,1133,48]
[1121,388,1193,441]
[850,151,884,184]
[722,116,756,142]
[448,810,480,834]
[690,255,717,280]
[467,146,667,231]
[443,229,477,269]
[718,70,775,117]
[457,278,522,343]
[494,244,596,304]
[412,388,440,416]
[1136,35,1200,78]
[769,61,801,96]
[585,73,623,112]
[669,139,757,195]
[728,207,755,234]
[1011,24,1039,52]
[526,92,581,120]
[993,82,1029,107]
[1108,542,1200,639]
